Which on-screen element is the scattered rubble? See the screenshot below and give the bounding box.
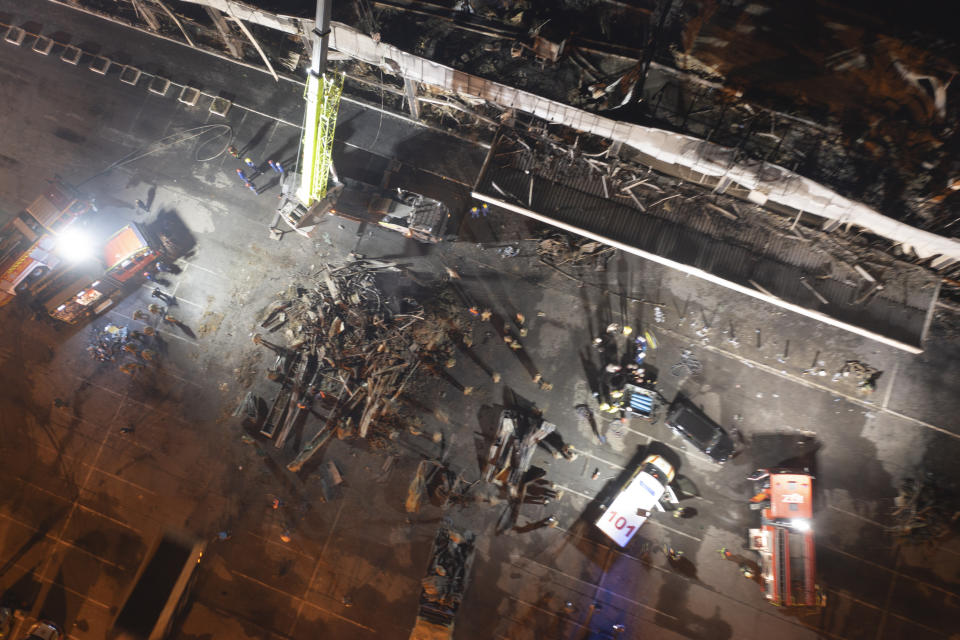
[834,360,882,394]
[87,324,129,362]
[406,459,476,514]
[537,232,614,269]
[87,323,166,374]
[889,474,959,546]
[482,409,558,497]
[248,258,466,473]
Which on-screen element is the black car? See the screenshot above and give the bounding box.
[664,399,735,463]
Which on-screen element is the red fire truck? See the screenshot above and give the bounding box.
[747,469,825,607]
[45,223,162,324]
[0,179,92,307]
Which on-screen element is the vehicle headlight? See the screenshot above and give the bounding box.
[55,227,95,262]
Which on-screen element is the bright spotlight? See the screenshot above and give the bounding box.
[55,227,95,263]
[793,519,811,532]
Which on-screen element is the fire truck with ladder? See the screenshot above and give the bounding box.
[747,468,825,607]
[0,179,92,308]
[44,223,164,324]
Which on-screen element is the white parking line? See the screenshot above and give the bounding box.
[182,260,230,280]
[550,482,593,501]
[32,418,168,498]
[0,511,126,569]
[242,528,314,561]
[573,449,626,471]
[826,587,946,638]
[644,519,703,542]
[70,373,199,403]
[881,359,899,410]
[228,568,376,633]
[88,465,158,497]
[509,556,679,620]
[827,504,887,528]
[822,542,959,599]
[657,326,960,441]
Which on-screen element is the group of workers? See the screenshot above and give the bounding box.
[228,144,285,195]
[592,322,657,417]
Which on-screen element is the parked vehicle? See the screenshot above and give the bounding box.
[111,532,205,640]
[595,454,677,547]
[0,606,12,639]
[664,398,734,463]
[0,179,92,307]
[332,180,451,243]
[20,621,63,640]
[747,469,824,607]
[409,525,476,640]
[45,223,163,324]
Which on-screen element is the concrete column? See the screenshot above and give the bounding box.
[404,77,420,120]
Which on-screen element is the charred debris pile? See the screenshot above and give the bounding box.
[245,258,467,473]
[890,474,960,547]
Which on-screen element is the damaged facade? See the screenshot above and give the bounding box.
[61,0,960,349]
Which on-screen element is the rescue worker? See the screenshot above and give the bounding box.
[118,362,143,375]
[151,287,174,304]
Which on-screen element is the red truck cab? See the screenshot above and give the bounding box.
[47,224,160,324]
[748,470,824,607]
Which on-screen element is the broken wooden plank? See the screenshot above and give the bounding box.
[327,461,343,485]
[286,425,335,472]
[706,202,739,221]
[800,277,829,304]
[323,269,341,302]
[626,188,646,211]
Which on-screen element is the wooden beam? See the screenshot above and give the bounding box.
[204,6,242,58]
[228,14,279,82]
[152,0,196,47]
[132,0,161,31]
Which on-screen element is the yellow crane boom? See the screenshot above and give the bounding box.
[296,71,343,206]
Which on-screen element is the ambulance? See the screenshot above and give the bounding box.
[595,454,677,547]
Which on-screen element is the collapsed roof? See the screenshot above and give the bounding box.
[59,0,960,349]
